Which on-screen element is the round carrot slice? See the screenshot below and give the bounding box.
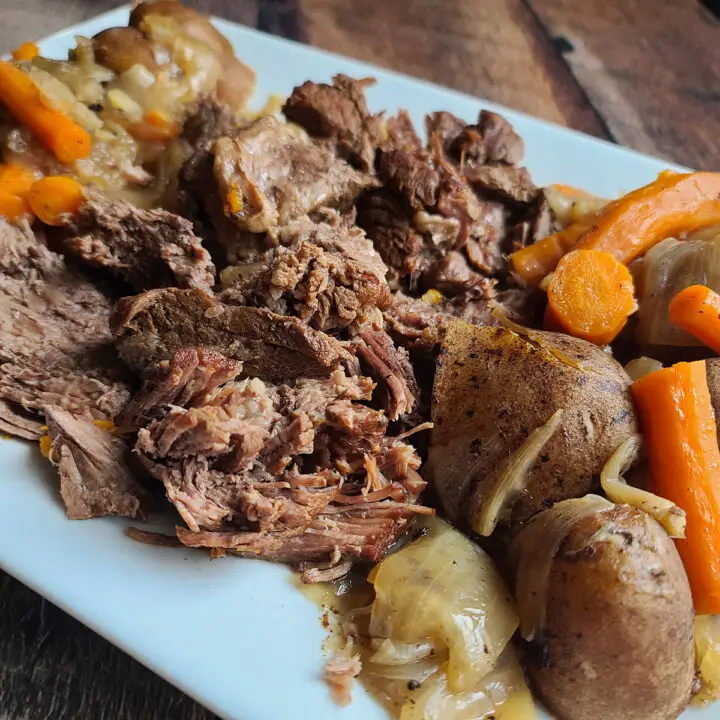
[27,176,84,226]
[544,249,637,346]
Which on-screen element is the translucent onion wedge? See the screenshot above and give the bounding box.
[369,639,436,666]
[474,408,564,536]
[369,518,518,693]
[600,435,686,538]
[398,647,537,720]
[624,356,663,381]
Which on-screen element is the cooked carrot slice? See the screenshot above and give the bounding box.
[670,285,720,354]
[127,110,181,143]
[0,60,91,164]
[0,190,33,223]
[11,42,40,62]
[544,249,637,346]
[512,171,720,284]
[27,176,84,226]
[0,163,36,197]
[511,219,594,285]
[632,361,720,614]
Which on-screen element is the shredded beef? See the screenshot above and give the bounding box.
[0,220,130,433]
[119,347,243,431]
[65,192,215,292]
[220,218,391,330]
[132,358,430,563]
[352,328,419,420]
[45,406,148,520]
[112,287,351,380]
[283,75,382,172]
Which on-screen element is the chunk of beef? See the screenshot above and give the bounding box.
[65,192,215,292]
[112,287,351,381]
[119,348,243,431]
[0,220,130,435]
[283,75,382,172]
[384,289,499,352]
[385,110,423,154]
[45,406,149,520]
[355,191,428,286]
[220,218,391,330]
[182,98,238,147]
[426,109,524,166]
[379,149,440,210]
[352,328,419,420]
[464,164,538,205]
[360,105,544,284]
[182,115,375,260]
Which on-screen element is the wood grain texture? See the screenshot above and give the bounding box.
[300,0,609,137]
[527,0,720,169]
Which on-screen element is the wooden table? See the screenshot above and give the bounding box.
[0,1,718,718]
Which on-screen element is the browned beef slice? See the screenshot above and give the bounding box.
[112,287,350,381]
[220,219,391,330]
[0,220,130,433]
[45,406,149,520]
[119,347,243,432]
[379,149,440,210]
[65,192,215,292]
[352,328,419,421]
[212,115,374,235]
[283,75,382,172]
[182,98,238,147]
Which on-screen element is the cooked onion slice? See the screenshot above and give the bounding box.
[474,408,564,536]
[368,518,518,693]
[600,435,686,538]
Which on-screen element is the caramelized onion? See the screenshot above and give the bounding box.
[512,495,613,641]
[474,408,564,536]
[600,435,686,538]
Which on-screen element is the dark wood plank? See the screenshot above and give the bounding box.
[299,0,609,137]
[527,0,720,169]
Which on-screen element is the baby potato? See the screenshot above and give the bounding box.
[513,500,695,720]
[428,322,637,532]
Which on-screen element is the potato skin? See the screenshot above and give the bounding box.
[428,323,637,528]
[516,503,694,720]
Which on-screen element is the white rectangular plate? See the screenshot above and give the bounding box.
[0,6,710,720]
